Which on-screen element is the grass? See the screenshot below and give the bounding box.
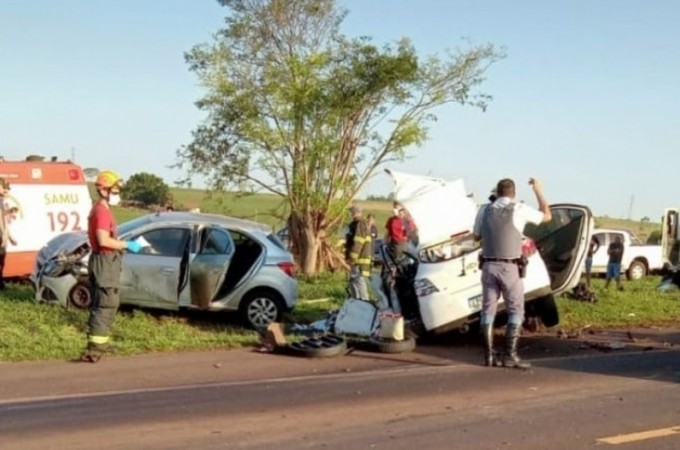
[0,272,349,362]
[1,273,679,362]
[556,276,680,330]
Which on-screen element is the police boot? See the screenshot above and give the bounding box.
[481,323,499,367]
[502,323,531,370]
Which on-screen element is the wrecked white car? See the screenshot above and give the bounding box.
[30,212,298,329]
[377,170,594,336]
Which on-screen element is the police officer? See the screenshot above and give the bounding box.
[345,204,372,300]
[81,170,142,363]
[473,178,552,369]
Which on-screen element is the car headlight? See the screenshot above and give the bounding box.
[414,278,439,297]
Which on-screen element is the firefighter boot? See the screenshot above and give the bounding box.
[481,323,498,367]
[502,323,531,370]
[79,347,102,363]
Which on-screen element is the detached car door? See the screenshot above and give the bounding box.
[524,204,594,297]
[121,226,192,310]
[190,225,234,309]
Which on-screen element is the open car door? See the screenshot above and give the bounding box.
[120,226,192,310]
[661,208,679,270]
[524,204,593,297]
[190,225,234,309]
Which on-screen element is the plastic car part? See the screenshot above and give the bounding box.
[286,335,348,358]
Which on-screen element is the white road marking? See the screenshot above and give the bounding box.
[597,426,680,445]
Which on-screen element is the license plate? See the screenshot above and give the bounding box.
[468,294,482,310]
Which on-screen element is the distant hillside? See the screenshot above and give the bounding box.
[109,186,661,241]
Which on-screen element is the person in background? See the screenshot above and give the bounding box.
[404,212,419,247]
[0,178,17,290]
[80,170,143,363]
[366,213,379,262]
[345,205,372,300]
[584,235,600,289]
[604,235,625,291]
[385,202,408,263]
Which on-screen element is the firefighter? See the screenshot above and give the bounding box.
[80,170,142,363]
[345,204,372,301]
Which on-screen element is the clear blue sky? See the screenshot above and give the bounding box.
[1,0,678,220]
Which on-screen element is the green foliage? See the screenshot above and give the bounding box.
[176,0,503,273]
[123,172,171,206]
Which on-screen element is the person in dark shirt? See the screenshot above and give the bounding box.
[605,235,625,291]
[584,235,600,289]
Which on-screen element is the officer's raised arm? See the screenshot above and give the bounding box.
[529,178,552,223]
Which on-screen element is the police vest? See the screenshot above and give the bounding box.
[480,203,522,259]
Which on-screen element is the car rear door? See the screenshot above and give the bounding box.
[189,225,234,309]
[121,226,192,310]
[524,204,594,296]
[662,208,679,269]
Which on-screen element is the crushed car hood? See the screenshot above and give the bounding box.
[385,170,478,247]
[37,232,89,263]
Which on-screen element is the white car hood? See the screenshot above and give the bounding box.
[386,170,478,247]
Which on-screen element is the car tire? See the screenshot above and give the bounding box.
[68,283,92,310]
[535,294,559,328]
[626,260,647,281]
[239,289,284,330]
[366,337,416,354]
[286,335,348,358]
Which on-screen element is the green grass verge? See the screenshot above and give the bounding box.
[556,276,680,329]
[2,272,678,362]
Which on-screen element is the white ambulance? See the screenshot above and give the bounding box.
[0,157,92,278]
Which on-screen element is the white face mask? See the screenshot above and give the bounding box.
[108,193,121,206]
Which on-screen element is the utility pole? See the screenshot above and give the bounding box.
[70,147,76,162]
[627,194,635,221]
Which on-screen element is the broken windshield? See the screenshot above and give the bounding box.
[419,233,480,263]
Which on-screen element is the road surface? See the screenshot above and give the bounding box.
[1,330,679,449]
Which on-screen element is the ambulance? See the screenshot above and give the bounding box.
[0,157,92,278]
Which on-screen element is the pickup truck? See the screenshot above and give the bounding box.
[589,228,664,280]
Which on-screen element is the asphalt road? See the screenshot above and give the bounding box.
[1,344,679,450]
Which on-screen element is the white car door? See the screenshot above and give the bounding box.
[590,231,609,273]
[661,208,679,269]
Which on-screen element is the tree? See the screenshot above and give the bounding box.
[123,172,170,207]
[176,0,503,275]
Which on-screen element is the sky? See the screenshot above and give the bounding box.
[1,0,678,220]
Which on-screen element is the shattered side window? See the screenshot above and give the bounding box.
[419,233,480,263]
[135,227,190,258]
[524,208,583,241]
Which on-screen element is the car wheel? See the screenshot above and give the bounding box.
[69,283,92,310]
[535,294,559,328]
[240,289,283,330]
[366,337,416,354]
[626,260,647,281]
[286,335,348,358]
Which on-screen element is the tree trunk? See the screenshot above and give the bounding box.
[288,211,349,276]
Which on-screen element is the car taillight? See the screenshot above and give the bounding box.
[277,262,296,277]
[522,238,537,257]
